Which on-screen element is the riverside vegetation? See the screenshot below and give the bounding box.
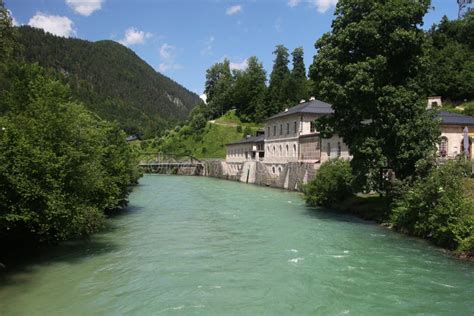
[0,3,141,250]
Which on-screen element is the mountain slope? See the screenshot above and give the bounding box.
[16,26,201,137]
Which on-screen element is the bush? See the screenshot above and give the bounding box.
[236,125,242,133]
[304,159,353,208]
[391,160,474,252]
[0,64,140,244]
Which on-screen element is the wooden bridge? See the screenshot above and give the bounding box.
[139,153,204,174]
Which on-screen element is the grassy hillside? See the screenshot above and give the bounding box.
[137,110,263,160]
[15,26,201,137]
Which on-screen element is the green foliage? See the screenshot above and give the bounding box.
[0,63,140,244]
[14,26,201,137]
[304,159,354,208]
[310,0,440,191]
[232,56,267,122]
[139,110,262,160]
[287,47,309,105]
[204,59,233,118]
[257,45,291,120]
[391,160,474,253]
[428,12,474,102]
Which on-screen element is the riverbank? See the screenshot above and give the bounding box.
[327,193,474,262]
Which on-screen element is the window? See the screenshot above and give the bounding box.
[273,126,276,136]
[272,166,276,174]
[280,124,283,135]
[337,142,342,158]
[273,146,275,155]
[279,145,282,156]
[287,123,290,134]
[327,142,331,157]
[267,127,270,136]
[440,136,448,157]
[293,144,297,157]
[294,121,297,133]
[310,121,316,133]
[286,144,289,156]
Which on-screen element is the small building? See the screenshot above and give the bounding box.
[427,96,442,109]
[438,111,474,159]
[226,134,265,163]
[263,99,350,170]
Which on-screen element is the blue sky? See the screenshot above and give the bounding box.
[7,0,461,96]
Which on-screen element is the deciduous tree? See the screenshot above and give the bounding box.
[310,0,440,191]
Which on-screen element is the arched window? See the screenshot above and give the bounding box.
[278,166,282,173]
[272,166,276,174]
[286,144,289,157]
[440,136,448,157]
[337,142,342,158]
[293,144,297,157]
[273,146,275,156]
[279,145,282,157]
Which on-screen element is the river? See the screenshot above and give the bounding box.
[0,175,473,315]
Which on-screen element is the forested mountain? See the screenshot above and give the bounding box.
[15,26,201,137]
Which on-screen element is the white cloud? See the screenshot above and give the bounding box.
[158,63,182,73]
[287,0,301,8]
[66,0,103,16]
[226,5,242,16]
[290,0,338,13]
[118,27,152,46]
[158,43,182,73]
[8,10,19,26]
[230,58,248,71]
[309,0,338,13]
[201,36,215,55]
[159,43,175,60]
[28,13,75,37]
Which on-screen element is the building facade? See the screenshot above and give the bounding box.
[225,98,474,182]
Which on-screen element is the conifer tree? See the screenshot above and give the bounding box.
[258,45,291,120]
[288,47,309,104]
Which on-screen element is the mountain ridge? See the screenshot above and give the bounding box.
[15,26,201,137]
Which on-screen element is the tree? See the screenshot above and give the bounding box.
[0,64,140,244]
[428,12,474,102]
[257,45,291,120]
[232,56,267,122]
[309,0,440,191]
[287,47,309,105]
[457,0,473,18]
[204,59,234,118]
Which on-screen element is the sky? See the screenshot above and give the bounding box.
[6,0,462,96]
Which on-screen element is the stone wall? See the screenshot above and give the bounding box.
[203,160,318,192]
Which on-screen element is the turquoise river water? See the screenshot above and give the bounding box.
[0,175,473,315]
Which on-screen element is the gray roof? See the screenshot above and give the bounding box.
[438,111,474,126]
[227,134,265,145]
[267,99,334,120]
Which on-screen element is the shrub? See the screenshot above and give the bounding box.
[236,125,242,133]
[391,160,474,252]
[304,159,353,207]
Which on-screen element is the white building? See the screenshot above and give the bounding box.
[226,98,474,177]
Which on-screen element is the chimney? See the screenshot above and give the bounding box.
[309,96,316,101]
[284,108,289,112]
[300,99,306,104]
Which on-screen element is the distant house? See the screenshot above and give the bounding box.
[226,134,265,163]
[225,98,474,174]
[438,111,474,159]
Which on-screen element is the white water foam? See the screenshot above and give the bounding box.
[288,257,304,263]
